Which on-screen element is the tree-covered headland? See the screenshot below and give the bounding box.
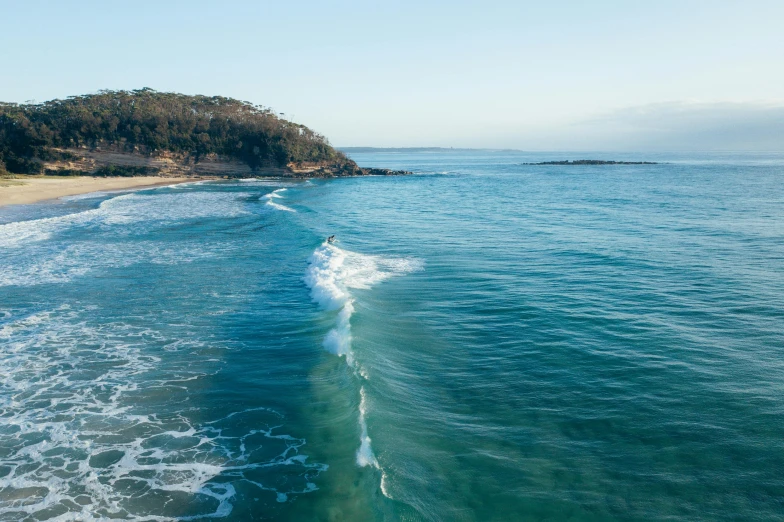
[0,89,386,177]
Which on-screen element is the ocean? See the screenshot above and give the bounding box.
[1,150,783,521]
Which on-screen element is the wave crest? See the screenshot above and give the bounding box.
[304,241,421,484]
[263,189,296,212]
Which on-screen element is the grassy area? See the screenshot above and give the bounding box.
[0,176,26,187]
[0,173,89,186]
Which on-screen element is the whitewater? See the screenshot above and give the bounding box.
[304,241,422,492]
[2,150,784,521]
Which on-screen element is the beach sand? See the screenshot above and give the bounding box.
[0,176,196,207]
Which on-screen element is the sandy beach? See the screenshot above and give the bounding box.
[0,176,196,207]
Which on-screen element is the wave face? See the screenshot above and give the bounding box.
[304,242,421,480]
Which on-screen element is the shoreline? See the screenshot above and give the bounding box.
[0,176,199,207]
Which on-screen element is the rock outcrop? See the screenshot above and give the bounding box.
[40,147,408,178]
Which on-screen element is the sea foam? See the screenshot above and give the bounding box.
[0,191,251,248]
[0,306,326,520]
[263,188,296,212]
[304,241,421,487]
[0,190,252,287]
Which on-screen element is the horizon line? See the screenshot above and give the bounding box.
[338,147,784,153]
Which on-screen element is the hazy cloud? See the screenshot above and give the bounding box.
[553,101,784,151]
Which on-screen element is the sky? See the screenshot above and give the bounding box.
[1,0,782,150]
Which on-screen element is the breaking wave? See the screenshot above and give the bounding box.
[263,189,295,212]
[0,191,251,249]
[0,191,252,287]
[304,241,422,495]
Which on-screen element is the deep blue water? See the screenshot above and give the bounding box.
[1,151,783,521]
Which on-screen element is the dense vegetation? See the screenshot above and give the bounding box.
[0,89,352,175]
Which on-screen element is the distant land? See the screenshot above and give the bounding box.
[523,160,659,165]
[340,147,521,153]
[340,148,660,165]
[0,90,405,178]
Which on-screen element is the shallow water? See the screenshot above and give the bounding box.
[1,151,783,520]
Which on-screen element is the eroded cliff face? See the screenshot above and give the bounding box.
[42,147,280,177]
[40,147,407,178]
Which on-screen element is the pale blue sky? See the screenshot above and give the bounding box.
[1,1,782,150]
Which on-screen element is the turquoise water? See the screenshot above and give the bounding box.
[1,151,783,521]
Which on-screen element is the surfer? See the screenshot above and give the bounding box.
[327,235,335,243]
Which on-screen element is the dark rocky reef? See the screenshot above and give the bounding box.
[301,163,412,178]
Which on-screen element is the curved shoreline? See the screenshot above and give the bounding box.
[0,176,196,207]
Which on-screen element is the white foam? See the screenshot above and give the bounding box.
[0,191,251,247]
[101,190,252,225]
[304,241,422,363]
[355,387,392,496]
[235,180,296,187]
[0,191,253,287]
[0,203,106,247]
[262,189,296,212]
[0,240,218,287]
[59,191,115,201]
[305,243,422,307]
[265,200,296,212]
[304,241,421,495]
[166,180,212,190]
[0,307,327,519]
[356,386,378,468]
